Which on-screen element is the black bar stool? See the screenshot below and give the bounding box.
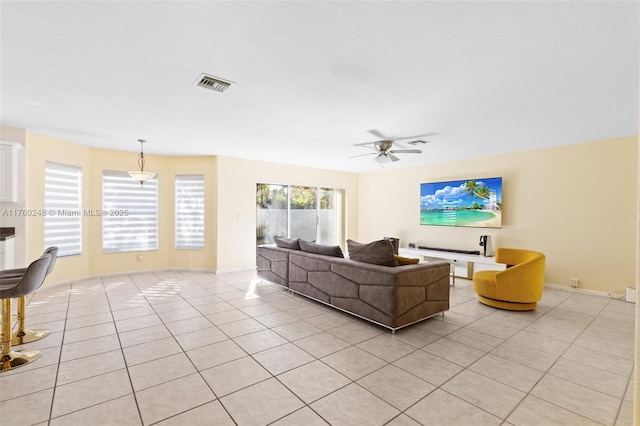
[0,253,52,372]
[0,247,59,345]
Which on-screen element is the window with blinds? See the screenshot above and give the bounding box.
[175,174,205,249]
[44,162,82,257]
[102,170,158,253]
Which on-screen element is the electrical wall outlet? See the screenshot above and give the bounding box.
[570,278,579,288]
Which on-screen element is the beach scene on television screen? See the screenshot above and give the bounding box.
[420,177,502,228]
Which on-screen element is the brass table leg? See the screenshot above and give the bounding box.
[1,298,41,372]
[11,296,50,345]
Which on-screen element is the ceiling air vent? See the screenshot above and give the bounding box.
[194,73,234,93]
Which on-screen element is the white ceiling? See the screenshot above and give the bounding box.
[1,1,638,173]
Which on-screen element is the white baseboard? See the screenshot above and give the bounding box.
[214,266,257,274]
[43,273,633,303]
[626,287,636,303]
[44,266,258,290]
[544,282,627,300]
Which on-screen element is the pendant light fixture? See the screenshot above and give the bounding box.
[127,139,156,186]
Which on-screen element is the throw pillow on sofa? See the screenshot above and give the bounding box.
[395,255,420,265]
[299,240,344,258]
[347,239,399,267]
[273,235,301,250]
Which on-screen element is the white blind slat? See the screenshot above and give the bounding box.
[175,174,204,249]
[44,162,82,257]
[102,170,158,253]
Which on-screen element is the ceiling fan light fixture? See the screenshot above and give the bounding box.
[128,139,156,186]
[374,153,392,164]
[352,129,433,165]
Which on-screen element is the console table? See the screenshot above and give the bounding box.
[398,247,505,283]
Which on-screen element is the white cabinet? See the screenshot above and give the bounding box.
[398,247,505,280]
[422,256,473,277]
[0,237,15,270]
[0,141,21,202]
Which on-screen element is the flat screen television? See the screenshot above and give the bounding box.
[420,177,502,228]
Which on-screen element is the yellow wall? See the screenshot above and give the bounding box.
[18,130,359,281]
[23,132,220,283]
[9,127,638,294]
[215,156,359,272]
[165,156,218,270]
[25,132,93,282]
[358,137,637,293]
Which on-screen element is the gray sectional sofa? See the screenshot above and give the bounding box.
[256,242,451,331]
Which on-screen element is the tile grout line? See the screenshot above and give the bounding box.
[488,293,623,425]
[105,274,148,426]
[7,271,633,426]
[141,270,268,424]
[42,280,135,423]
[159,271,244,426]
[46,280,74,423]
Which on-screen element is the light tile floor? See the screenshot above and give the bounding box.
[0,270,634,425]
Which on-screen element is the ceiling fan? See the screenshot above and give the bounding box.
[350,129,435,164]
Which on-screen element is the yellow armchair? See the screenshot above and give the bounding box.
[473,248,546,311]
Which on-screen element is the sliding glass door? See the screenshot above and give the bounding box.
[290,185,317,242]
[256,183,343,246]
[256,184,288,245]
[318,187,341,245]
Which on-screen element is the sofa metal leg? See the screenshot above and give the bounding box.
[450,264,455,286]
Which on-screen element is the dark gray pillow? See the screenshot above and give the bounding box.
[273,235,301,250]
[299,240,344,258]
[347,239,399,267]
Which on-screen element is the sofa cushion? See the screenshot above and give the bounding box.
[395,255,420,265]
[299,240,344,258]
[274,235,301,250]
[347,239,399,267]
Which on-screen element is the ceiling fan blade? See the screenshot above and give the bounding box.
[389,149,422,154]
[348,152,377,159]
[392,132,438,141]
[366,129,389,140]
[352,141,378,147]
[389,153,400,162]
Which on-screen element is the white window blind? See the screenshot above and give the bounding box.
[175,174,205,249]
[44,162,82,257]
[102,170,158,253]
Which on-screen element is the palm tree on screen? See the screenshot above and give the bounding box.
[462,180,490,201]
